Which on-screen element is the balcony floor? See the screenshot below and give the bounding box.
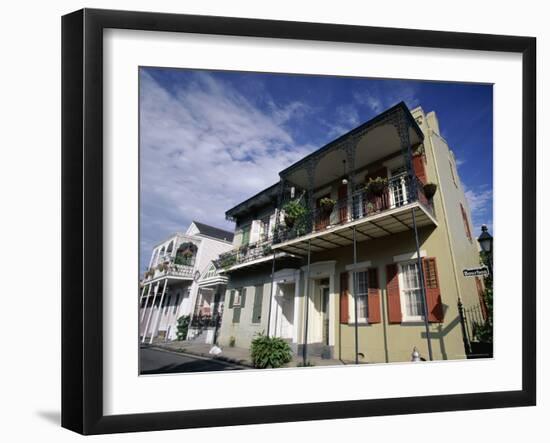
[272,202,437,255]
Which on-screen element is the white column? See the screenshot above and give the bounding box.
[141,281,159,343]
[149,279,168,344]
[139,283,150,323]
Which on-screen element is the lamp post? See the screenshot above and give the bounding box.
[477,224,493,276]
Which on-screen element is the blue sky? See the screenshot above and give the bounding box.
[140,67,493,271]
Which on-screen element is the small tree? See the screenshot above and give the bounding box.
[473,251,493,343]
[176,315,190,341]
[250,333,293,369]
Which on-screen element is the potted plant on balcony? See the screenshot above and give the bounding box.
[262,244,272,255]
[319,197,336,215]
[216,252,237,270]
[423,182,438,200]
[282,199,307,229]
[365,176,388,197]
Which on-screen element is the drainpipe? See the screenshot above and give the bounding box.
[302,239,311,366]
[353,226,359,364]
[411,207,434,361]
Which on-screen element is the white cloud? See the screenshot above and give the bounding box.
[463,184,493,233]
[140,71,314,267]
[353,83,420,113]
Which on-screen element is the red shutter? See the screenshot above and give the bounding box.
[413,153,427,184]
[367,268,381,323]
[340,272,349,324]
[386,264,402,323]
[338,183,348,223]
[422,257,444,322]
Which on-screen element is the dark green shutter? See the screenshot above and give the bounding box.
[240,287,247,308]
[252,285,263,323]
[229,290,235,308]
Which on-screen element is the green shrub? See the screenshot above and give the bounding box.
[250,333,292,369]
[176,315,190,341]
[229,336,236,347]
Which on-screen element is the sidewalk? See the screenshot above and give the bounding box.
[149,340,347,368]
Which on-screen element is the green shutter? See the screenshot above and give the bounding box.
[229,290,235,308]
[252,285,263,323]
[232,306,241,323]
[242,226,250,245]
[241,287,247,308]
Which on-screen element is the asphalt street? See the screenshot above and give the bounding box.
[140,347,246,374]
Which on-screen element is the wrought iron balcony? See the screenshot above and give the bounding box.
[215,238,274,271]
[273,174,435,247]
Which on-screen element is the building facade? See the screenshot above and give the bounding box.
[139,221,233,343]
[216,102,486,363]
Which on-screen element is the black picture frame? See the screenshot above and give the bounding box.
[61,8,536,435]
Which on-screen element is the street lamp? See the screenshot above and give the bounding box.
[477,224,493,275]
[477,224,493,253]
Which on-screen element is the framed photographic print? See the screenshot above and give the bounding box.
[61,8,536,435]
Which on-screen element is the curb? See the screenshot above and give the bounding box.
[149,344,255,368]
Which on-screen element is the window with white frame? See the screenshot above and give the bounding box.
[398,261,424,321]
[352,271,369,322]
[232,288,242,307]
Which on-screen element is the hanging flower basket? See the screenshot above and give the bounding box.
[282,199,306,229]
[423,182,438,199]
[319,197,336,214]
[365,177,388,196]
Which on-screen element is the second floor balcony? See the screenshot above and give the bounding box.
[142,258,195,284]
[215,237,276,272]
[272,173,436,252]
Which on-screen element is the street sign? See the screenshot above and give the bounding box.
[463,266,489,277]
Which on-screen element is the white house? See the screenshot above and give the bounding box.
[139,221,233,342]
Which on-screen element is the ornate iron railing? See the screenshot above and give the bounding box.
[214,238,274,270]
[273,174,434,244]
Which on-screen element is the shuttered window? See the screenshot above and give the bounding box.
[398,261,425,321]
[367,268,381,323]
[232,288,246,323]
[340,272,349,324]
[354,271,369,322]
[386,264,402,323]
[422,257,444,322]
[251,285,263,323]
[460,204,473,242]
[241,226,250,246]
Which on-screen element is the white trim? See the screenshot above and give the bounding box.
[397,260,425,323]
[393,250,427,262]
[345,260,372,271]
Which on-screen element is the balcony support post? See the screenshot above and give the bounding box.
[302,239,311,366]
[343,138,357,222]
[141,281,159,343]
[305,158,318,232]
[149,279,168,344]
[411,207,434,361]
[139,283,151,323]
[353,226,359,365]
[266,250,277,338]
